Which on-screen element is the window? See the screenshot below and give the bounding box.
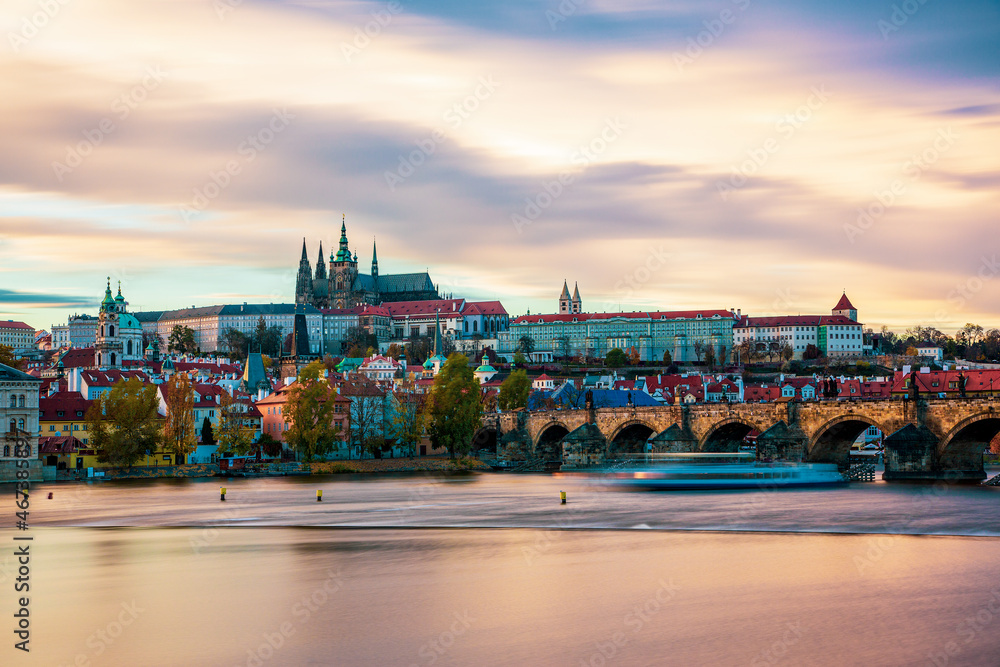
[8,396,14,408]
[18,419,25,431]
[49,425,55,431]
[18,395,25,408]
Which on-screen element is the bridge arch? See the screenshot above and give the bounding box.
[699,418,756,452]
[608,420,657,455]
[808,415,883,464]
[471,426,498,454]
[937,412,1000,471]
[534,421,571,461]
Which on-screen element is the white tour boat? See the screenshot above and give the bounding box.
[601,453,847,490]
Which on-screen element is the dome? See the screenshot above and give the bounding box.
[118,313,141,330]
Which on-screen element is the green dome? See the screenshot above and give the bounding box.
[118,313,141,330]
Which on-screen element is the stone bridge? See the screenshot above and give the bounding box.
[476,397,1000,481]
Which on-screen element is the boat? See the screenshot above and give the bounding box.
[596,453,847,490]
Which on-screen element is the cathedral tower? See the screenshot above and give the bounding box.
[559,280,571,314]
[571,281,582,314]
[330,216,359,308]
[294,238,313,304]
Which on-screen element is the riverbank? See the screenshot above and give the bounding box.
[307,456,490,474]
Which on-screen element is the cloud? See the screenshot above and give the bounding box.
[0,289,96,309]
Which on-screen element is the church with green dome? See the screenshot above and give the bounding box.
[94,279,144,369]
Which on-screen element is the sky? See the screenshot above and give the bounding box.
[1,0,998,335]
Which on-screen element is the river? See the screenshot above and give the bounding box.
[5,472,1000,666]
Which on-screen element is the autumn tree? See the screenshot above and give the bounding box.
[163,372,197,465]
[498,369,530,410]
[218,390,254,456]
[703,345,716,369]
[220,328,250,362]
[86,377,162,469]
[693,341,704,362]
[780,343,794,362]
[392,392,425,457]
[662,349,672,366]
[803,344,822,360]
[626,346,640,366]
[425,354,482,459]
[386,343,404,360]
[344,376,386,457]
[284,360,342,461]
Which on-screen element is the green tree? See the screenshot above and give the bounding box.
[517,335,535,355]
[284,360,342,461]
[343,326,378,356]
[163,372,197,465]
[220,328,250,361]
[425,354,482,459]
[200,417,215,447]
[512,351,527,365]
[218,390,254,456]
[392,392,425,457]
[85,377,162,469]
[662,349,672,366]
[0,344,24,369]
[168,325,197,354]
[606,348,627,368]
[498,369,531,410]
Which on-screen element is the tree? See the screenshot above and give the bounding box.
[626,346,640,366]
[662,349,672,366]
[693,341,704,363]
[168,325,197,355]
[343,326,378,357]
[218,390,254,456]
[220,328,250,362]
[386,343,404,360]
[163,372,197,465]
[392,392,425,457]
[345,377,386,457]
[703,345,716,369]
[779,343,793,362]
[512,351,527,365]
[284,361,342,461]
[555,336,571,360]
[736,340,754,365]
[200,417,215,448]
[425,354,482,459]
[256,432,283,458]
[718,346,727,366]
[498,369,531,410]
[517,335,535,355]
[0,344,24,369]
[606,348,627,368]
[85,377,162,469]
[905,346,918,357]
[803,344,822,360]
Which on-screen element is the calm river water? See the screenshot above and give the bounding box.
[5,472,1000,666]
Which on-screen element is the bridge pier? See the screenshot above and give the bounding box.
[883,423,985,483]
[757,422,807,463]
[649,425,697,453]
[561,424,607,468]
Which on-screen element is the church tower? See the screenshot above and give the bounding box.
[371,239,379,283]
[330,216,359,308]
[94,279,142,369]
[571,281,582,314]
[559,280,571,314]
[315,241,327,281]
[294,238,313,304]
[832,292,858,321]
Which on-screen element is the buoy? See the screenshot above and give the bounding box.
[220,487,226,502]
[47,492,53,499]
[560,490,567,505]
[317,489,323,502]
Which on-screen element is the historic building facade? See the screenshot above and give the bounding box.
[94,280,144,369]
[733,293,864,360]
[295,218,438,309]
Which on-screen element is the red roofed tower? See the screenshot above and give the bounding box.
[832,292,857,322]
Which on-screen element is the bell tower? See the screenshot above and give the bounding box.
[331,215,359,308]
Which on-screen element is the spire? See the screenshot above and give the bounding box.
[335,215,352,262]
[561,279,571,299]
[100,277,115,312]
[315,242,327,280]
[371,238,379,279]
[559,279,571,314]
[434,309,442,357]
[572,281,580,300]
[300,237,308,260]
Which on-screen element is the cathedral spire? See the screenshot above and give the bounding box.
[300,237,308,261]
[371,238,379,279]
[315,241,327,280]
[335,215,353,262]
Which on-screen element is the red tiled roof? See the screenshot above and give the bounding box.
[465,301,507,316]
[833,293,855,311]
[56,347,96,369]
[0,320,33,330]
[39,436,83,454]
[737,315,859,327]
[382,299,465,317]
[39,391,93,420]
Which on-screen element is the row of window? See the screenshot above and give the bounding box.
[7,394,26,408]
